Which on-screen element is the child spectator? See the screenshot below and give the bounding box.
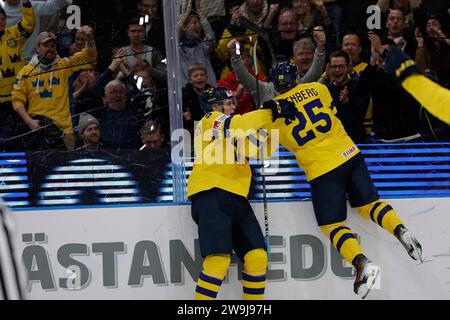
[182,64,212,134]
[178,0,216,87]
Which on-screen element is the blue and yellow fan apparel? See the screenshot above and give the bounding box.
[0,2,35,103]
[188,109,273,300]
[266,82,404,266]
[11,44,97,134]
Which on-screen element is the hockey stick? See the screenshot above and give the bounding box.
[251,40,271,261]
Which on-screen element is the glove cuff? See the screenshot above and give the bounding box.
[394,60,421,83]
[384,46,421,83]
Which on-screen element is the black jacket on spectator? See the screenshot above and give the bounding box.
[146,15,166,57]
[320,70,372,144]
[182,83,212,134]
[369,68,421,141]
[98,105,142,150]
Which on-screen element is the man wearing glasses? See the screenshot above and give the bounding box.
[320,50,371,143]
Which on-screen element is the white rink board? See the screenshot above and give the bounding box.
[11,198,450,300]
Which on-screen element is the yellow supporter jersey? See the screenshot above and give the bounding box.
[353,62,368,74]
[215,28,267,79]
[0,4,35,103]
[267,82,359,181]
[187,109,273,198]
[12,45,97,134]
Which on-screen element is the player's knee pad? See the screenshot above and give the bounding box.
[243,248,268,275]
[203,254,231,280]
[320,221,347,238]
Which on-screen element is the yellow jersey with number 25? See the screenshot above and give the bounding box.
[267,82,359,181]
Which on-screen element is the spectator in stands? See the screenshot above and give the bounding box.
[415,15,450,88]
[228,31,325,104]
[2,0,71,61]
[76,112,101,151]
[12,26,97,150]
[227,28,325,104]
[386,9,417,58]
[217,46,266,115]
[118,17,167,87]
[377,0,446,34]
[292,0,332,39]
[178,0,216,87]
[126,64,169,125]
[366,33,422,142]
[73,67,99,102]
[266,7,302,61]
[137,0,166,56]
[70,28,89,55]
[0,0,35,146]
[342,32,368,74]
[416,0,450,33]
[293,33,326,82]
[215,5,268,79]
[339,32,372,137]
[73,48,128,115]
[99,79,142,150]
[320,50,371,143]
[140,119,168,151]
[239,0,269,27]
[323,0,343,46]
[182,64,212,135]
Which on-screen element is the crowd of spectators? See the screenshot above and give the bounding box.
[0,0,449,154]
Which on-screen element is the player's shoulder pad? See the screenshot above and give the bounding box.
[204,112,213,119]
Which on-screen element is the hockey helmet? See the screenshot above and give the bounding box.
[270,60,298,93]
[199,86,236,114]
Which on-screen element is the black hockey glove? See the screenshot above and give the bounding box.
[262,99,297,125]
[383,46,421,84]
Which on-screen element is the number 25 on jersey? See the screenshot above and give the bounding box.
[292,98,332,146]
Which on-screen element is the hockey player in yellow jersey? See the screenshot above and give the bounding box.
[368,32,450,125]
[266,60,423,299]
[188,86,296,300]
[11,26,97,149]
[0,0,35,104]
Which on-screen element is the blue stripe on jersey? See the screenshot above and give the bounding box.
[223,116,232,138]
[330,101,336,110]
[199,272,223,286]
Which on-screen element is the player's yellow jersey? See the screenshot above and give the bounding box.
[187,109,273,198]
[402,74,450,124]
[267,82,359,181]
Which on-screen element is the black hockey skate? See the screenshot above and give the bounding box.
[395,224,423,262]
[353,255,380,299]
